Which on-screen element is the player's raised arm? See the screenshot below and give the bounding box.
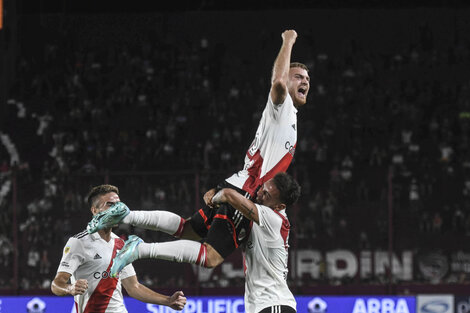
[270,30,298,105]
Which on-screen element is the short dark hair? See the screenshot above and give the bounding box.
[272,172,301,207]
[290,62,309,72]
[86,184,119,208]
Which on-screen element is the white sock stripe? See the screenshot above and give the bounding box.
[197,249,202,266]
[198,245,206,266]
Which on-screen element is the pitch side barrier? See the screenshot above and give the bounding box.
[1,294,467,313]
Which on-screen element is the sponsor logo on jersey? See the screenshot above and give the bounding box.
[292,124,296,130]
[285,141,296,156]
[60,261,69,267]
[93,253,102,259]
[93,270,116,279]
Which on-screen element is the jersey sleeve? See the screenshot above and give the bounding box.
[255,204,282,241]
[56,237,85,275]
[267,93,293,122]
[119,263,136,280]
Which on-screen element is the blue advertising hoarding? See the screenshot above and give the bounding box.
[297,296,416,313]
[0,295,416,313]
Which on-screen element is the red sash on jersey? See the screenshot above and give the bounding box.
[83,239,124,313]
[272,210,290,250]
[243,145,295,196]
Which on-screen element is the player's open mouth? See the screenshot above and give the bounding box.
[297,87,307,97]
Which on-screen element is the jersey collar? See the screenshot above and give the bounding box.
[90,232,101,241]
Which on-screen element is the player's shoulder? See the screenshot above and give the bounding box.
[72,229,90,240]
[65,230,89,247]
[62,230,89,252]
[267,92,295,112]
[257,204,287,221]
[255,203,274,217]
[111,232,125,243]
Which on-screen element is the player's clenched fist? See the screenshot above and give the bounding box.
[282,30,297,45]
[168,290,187,311]
[67,279,88,295]
[203,188,217,208]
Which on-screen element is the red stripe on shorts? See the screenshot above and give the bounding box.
[199,209,211,230]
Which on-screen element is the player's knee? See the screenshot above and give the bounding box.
[204,244,224,268]
[204,255,223,268]
[179,219,202,241]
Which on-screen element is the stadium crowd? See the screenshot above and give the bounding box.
[1,10,470,291]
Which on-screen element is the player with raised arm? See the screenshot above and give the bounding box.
[51,185,186,313]
[87,29,309,273]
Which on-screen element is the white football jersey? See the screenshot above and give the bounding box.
[57,231,136,313]
[243,204,296,313]
[226,93,297,196]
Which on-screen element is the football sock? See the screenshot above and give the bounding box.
[138,240,207,267]
[122,211,185,237]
